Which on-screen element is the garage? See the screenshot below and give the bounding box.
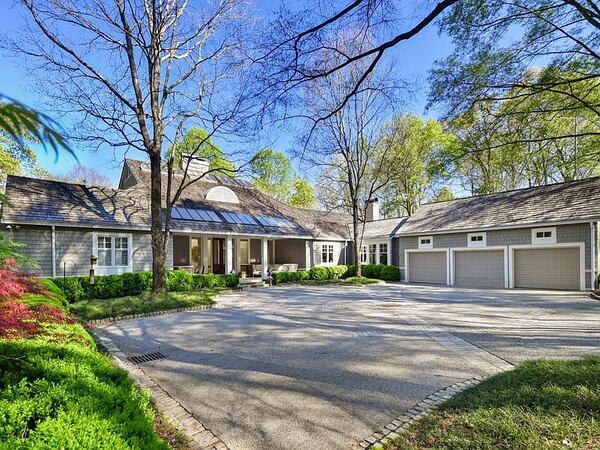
[513,247,581,290]
[454,250,505,288]
[408,251,447,285]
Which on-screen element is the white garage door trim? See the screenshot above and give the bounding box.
[405,248,450,285]
[450,246,508,288]
[508,243,585,291]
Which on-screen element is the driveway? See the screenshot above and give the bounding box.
[98,285,600,450]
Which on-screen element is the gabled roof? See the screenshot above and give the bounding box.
[362,217,407,239]
[1,159,352,240]
[396,177,600,235]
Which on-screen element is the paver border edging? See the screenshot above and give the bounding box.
[87,303,216,326]
[92,329,229,450]
[353,375,493,449]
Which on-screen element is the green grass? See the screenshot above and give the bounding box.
[382,357,600,450]
[0,319,168,449]
[70,289,223,321]
[299,276,381,286]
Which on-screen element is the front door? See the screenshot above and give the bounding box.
[212,238,225,274]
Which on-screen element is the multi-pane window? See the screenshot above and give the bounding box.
[321,244,334,263]
[97,235,130,267]
[369,244,377,264]
[418,236,433,249]
[97,236,112,266]
[468,232,486,247]
[379,243,388,265]
[532,227,556,244]
[360,245,368,263]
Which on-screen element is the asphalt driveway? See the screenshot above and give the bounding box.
[98,285,600,450]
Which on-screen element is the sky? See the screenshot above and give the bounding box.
[0,1,455,186]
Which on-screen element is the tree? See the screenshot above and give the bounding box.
[377,115,453,217]
[10,0,255,292]
[55,166,111,187]
[288,179,316,209]
[430,0,600,145]
[302,35,402,277]
[168,128,235,176]
[430,187,455,203]
[250,148,316,208]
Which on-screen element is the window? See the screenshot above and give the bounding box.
[369,244,377,264]
[532,227,556,244]
[360,245,368,263]
[379,243,388,265]
[205,186,239,203]
[95,234,131,267]
[418,236,433,249]
[467,232,486,248]
[321,244,334,264]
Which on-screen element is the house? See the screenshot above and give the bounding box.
[1,158,353,278]
[1,157,599,291]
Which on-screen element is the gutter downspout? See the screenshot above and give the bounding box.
[593,221,599,291]
[51,225,56,278]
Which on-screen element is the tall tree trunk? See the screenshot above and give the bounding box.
[150,152,167,292]
[352,202,361,278]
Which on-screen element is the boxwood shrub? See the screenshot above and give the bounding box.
[50,271,238,302]
[329,265,348,279]
[271,270,311,285]
[379,265,400,281]
[309,266,330,280]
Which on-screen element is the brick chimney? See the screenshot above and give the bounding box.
[180,155,210,177]
[366,198,380,222]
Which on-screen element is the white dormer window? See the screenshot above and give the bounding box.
[467,232,486,248]
[418,236,433,249]
[206,186,239,204]
[532,227,556,245]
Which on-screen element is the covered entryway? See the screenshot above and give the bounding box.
[407,251,447,285]
[454,250,505,288]
[513,246,581,290]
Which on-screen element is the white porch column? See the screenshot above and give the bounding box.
[375,243,380,264]
[234,238,241,272]
[226,235,233,274]
[305,240,312,270]
[201,236,209,273]
[261,237,269,278]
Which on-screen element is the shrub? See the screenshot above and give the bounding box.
[0,266,38,300]
[309,266,330,280]
[89,274,122,299]
[329,265,348,279]
[344,265,356,278]
[271,272,287,285]
[50,277,86,303]
[297,270,310,281]
[166,270,194,292]
[223,274,239,288]
[121,272,152,295]
[192,275,207,289]
[380,265,400,281]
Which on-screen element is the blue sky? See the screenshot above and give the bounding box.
[0,1,454,185]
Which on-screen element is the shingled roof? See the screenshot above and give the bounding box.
[362,217,407,239]
[396,177,600,235]
[1,159,352,240]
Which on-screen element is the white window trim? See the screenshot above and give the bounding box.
[320,243,335,266]
[418,235,433,250]
[378,242,389,265]
[531,227,557,245]
[205,185,239,204]
[508,242,585,290]
[92,232,133,275]
[467,232,487,248]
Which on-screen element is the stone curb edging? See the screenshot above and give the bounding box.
[353,375,489,449]
[92,329,229,450]
[87,304,216,326]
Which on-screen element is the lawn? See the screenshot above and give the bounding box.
[382,357,600,450]
[70,289,223,321]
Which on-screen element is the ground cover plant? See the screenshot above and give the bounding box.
[0,258,169,448]
[382,357,600,450]
[70,289,220,321]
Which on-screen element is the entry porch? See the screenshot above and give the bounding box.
[171,234,307,278]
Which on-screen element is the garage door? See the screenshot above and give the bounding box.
[408,251,447,285]
[514,247,580,290]
[454,250,504,288]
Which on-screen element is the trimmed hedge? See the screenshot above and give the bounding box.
[379,265,400,281]
[309,266,330,281]
[271,270,310,285]
[329,265,347,279]
[272,264,400,285]
[50,271,239,302]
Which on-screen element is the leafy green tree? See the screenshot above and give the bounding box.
[379,115,454,216]
[430,187,455,203]
[169,128,235,176]
[250,148,316,208]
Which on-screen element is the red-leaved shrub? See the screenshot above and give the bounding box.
[0,259,45,300]
[0,300,74,339]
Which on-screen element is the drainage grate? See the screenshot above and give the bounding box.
[128,352,165,364]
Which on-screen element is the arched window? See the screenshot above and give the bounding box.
[205,186,239,204]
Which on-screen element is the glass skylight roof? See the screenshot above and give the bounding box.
[256,215,297,228]
[221,211,257,225]
[171,206,221,222]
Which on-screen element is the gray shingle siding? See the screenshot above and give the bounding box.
[56,228,93,276]
[8,227,52,276]
[398,223,595,287]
